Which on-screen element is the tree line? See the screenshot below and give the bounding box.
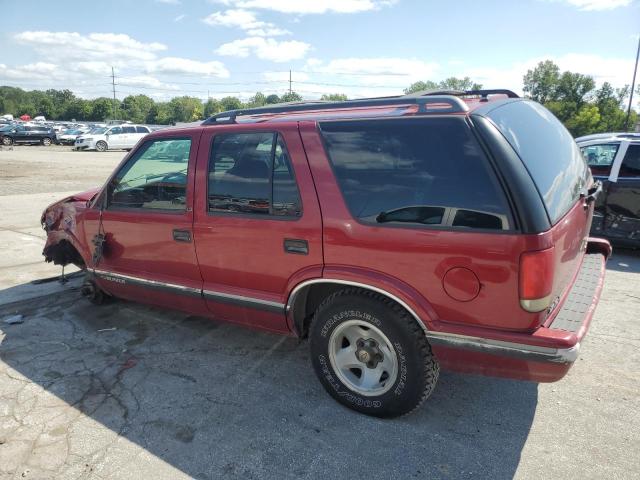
[0,60,636,136]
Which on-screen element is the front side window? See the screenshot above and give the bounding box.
[109,138,191,211]
[320,117,511,230]
[619,144,640,178]
[208,132,302,217]
[108,126,123,135]
[580,143,619,177]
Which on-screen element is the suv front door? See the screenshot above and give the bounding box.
[89,131,207,315]
[106,126,125,149]
[193,125,323,332]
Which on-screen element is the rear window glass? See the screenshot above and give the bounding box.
[319,117,511,230]
[486,101,590,224]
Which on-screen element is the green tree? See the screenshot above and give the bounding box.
[219,96,243,111]
[439,76,482,91]
[320,93,348,101]
[203,98,222,117]
[247,92,267,108]
[404,80,439,94]
[280,91,303,102]
[265,94,280,104]
[121,95,155,123]
[564,104,601,137]
[167,96,203,123]
[404,77,482,95]
[63,99,92,121]
[523,60,561,103]
[90,97,114,121]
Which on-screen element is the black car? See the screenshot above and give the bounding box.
[0,124,56,146]
[577,132,640,248]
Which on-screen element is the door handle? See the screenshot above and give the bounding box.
[173,229,192,242]
[284,238,308,255]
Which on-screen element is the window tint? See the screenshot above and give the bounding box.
[486,100,590,224]
[208,132,301,217]
[109,138,191,211]
[135,126,149,133]
[122,126,136,133]
[619,144,640,177]
[580,143,619,177]
[109,126,123,135]
[320,117,511,230]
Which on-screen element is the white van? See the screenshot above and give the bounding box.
[74,124,151,151]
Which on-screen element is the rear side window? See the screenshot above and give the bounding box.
[208,132,302,217]
[486,101,590,224]
[580,143,619,177]
[122,126,136,133]
[320,117,511,230]
[136,126,149,133]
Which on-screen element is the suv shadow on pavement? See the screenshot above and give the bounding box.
[0,286,537,479]
[604,249,640,274]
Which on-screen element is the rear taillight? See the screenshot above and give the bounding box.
[519,247,555,312]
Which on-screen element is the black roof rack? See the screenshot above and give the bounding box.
[202,94,470,125]
[405,89,520,100]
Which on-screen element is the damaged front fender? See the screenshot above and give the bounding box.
[41,187,100,268]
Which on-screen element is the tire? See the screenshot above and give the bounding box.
[41,137,52,146]
[95,141,107,152]
[309,288,439,418]
[1,136,13,146]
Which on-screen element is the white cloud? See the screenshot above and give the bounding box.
[155,0,181,4]
[144,57,230,77]
[216,37,310,62]
[14,31,167,63]
[212,0,396,14]
[2,30,230,99]
[556,0,632,10]
[203,9,290,35]
[308,57,439,79]
[174,14,187,22]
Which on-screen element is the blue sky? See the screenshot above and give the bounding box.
[1,0,638,101]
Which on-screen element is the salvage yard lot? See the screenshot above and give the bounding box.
[1,146,639,479]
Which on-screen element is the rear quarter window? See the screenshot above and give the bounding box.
[319,117,512,230]
[485,100,590,224]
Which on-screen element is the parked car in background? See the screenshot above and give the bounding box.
[74,124,151,151]
[576,132,640,248]
[56,129,86,145]
[42,90,609,417]
[1,124,56,146]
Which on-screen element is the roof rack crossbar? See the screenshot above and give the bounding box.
[202,95,469,125]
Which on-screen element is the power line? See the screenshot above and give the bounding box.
[111,66,117,120]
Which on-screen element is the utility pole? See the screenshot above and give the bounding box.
[289,69,292,94]
[111,66,117,120]
[625,35,640,131]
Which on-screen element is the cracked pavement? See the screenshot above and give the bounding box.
[1,147,639,479]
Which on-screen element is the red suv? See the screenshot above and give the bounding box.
[42,90,610,417]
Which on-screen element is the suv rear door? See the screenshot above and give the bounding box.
[193,124,323,332]
[603,143,640,244]
[480,100,593,312]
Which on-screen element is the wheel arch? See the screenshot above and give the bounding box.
[286,278,435,338]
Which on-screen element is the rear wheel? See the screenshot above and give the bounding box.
[309,288,439,417]
[41,137,52,146]
[95,141,107,152]
[2,136,12,146]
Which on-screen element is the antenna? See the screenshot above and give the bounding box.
[111,66,118,120]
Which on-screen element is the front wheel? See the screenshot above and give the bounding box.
[309,289,439,417]
[2,136,13,146]
[95,141,107,152]
[41,137,52,146]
